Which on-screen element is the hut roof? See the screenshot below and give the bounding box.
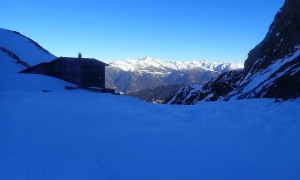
[19,56,108,73]
[56,57,109,67]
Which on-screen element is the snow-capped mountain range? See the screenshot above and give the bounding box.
[106,57,243,93]
[109,57,243,75]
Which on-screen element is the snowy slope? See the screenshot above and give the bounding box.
[0,41,73,92]
[0,48,28,73]
[1,28,300,179]
[0,28,56,66]
[0,28,78,92]
[1,87,300,180]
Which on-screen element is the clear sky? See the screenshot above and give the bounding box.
[1,0,284,62]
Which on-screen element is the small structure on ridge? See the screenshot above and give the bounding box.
[20,53,109,89]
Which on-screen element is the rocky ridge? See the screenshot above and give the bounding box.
[167,0,300,104]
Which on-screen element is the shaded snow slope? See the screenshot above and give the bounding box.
[0,43,72,92]
[0,28,56,66]
[0,72,73,92]
[0,48,29,73]
[1,90,300,180]
[1,40,299,179]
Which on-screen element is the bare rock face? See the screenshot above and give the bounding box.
[244,0,300,74]
[166,70,244,105]
[166,0,300,104]
[237,0,300,100]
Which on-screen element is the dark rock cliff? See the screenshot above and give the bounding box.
[245,0,300,74]
[166,70,243,105]
[235,0,300,99]
[167,0,300,104]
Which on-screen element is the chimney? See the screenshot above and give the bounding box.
[78,53,82,59]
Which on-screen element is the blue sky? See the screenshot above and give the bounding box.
[1,0,284,62]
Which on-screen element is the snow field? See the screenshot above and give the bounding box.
[1,89,300,180]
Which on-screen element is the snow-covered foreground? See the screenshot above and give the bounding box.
[1,89,300,180]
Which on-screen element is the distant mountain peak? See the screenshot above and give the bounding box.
[109,58,244,74]
[138,57,154,61]
[106,58,243,93]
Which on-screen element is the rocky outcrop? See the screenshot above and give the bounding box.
[245,0,300,74]
[231,0,300,100]
[167,0,300,104]
[0,47,30,69]
[166,70,243,105]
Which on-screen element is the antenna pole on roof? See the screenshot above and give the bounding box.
[78,53,82,59]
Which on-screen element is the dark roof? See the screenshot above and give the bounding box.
[56,57,109,67]
[19,56,108,73]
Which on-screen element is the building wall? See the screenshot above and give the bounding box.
[49,60,81,84]
[21,59,107,88]
[80,66,105,88]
